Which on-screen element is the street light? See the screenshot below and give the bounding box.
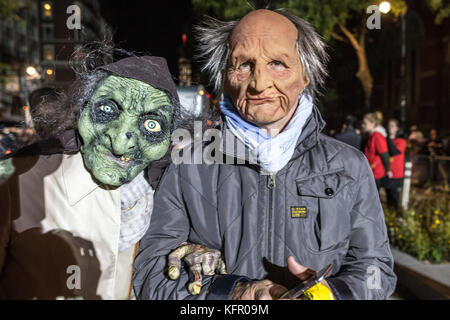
[26,66,37,76]
[379,1,391,14]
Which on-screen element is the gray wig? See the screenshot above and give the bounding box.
[194,9,329,99]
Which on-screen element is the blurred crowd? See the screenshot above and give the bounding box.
[331,112,449,208]
[0,125,35,157]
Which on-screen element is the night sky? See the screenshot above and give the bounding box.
[99,0,194,78]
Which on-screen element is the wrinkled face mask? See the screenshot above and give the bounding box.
[78,75,173,187]
[225,10,309,127]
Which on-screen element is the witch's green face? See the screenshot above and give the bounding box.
[78,75,173,187]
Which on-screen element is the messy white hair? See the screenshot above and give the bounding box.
[194,9,329,99]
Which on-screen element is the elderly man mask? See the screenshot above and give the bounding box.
[225,10,309,132]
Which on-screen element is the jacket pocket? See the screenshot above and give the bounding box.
[295,168,353,254]
[296,167,352,199]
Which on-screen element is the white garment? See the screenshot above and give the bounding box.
[13,152,137,299]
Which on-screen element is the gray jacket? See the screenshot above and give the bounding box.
[133,106,397,300]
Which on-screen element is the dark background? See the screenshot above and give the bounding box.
[99,0,194,79]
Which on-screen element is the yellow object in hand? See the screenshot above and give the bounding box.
[303,282,335,300]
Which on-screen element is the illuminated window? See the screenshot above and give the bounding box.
[45,68,55,79]
[43,45,54,61]
[42,2,53,19]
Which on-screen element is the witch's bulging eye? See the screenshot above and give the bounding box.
[99,104,114,113]
[143,119,161,132]
[91,100,120,123]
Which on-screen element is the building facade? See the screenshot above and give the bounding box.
[0,0,111,122]
[0,0,40,122]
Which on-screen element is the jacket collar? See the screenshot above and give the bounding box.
[62,152,102,206]
[216,105,326,166]
[292,104,326,157]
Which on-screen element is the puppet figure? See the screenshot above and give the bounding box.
[0,49,224,299]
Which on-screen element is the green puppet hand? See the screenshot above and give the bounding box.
[168,242,227,295]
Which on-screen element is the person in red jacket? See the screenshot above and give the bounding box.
[386,119,407,207]
[362,112,391,189]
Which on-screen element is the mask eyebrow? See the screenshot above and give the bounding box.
[95,94,122,104]
[92,90,126,109]
[139,104,172,118]
[138,93,172,113]
[96,78,126,96]
[230,51,253,63]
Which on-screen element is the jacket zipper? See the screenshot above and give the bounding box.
[264,142,318,262]
[267,173,276,261]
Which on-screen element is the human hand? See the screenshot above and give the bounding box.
[231,280,287,300]
[281,256,335,300]
[230,257,334,300]
[168,242,226,295]
[387,171,393,179]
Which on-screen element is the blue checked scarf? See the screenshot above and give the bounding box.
[220,93,314,173]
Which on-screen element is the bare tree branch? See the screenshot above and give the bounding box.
[338,23,361,52]
[331,32,347,42]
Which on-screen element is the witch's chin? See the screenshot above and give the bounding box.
[90,163,130,186]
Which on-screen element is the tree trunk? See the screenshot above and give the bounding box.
[338,24,373,110]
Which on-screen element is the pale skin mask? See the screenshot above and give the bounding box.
[225,9,310,135]
[78,75,173,187]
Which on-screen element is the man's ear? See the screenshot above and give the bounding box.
[303,73,310,87]
[297,73,310,96]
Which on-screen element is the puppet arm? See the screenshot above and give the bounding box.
[132,163,211,300]
[133,164,248,300]
[168,242,226,295]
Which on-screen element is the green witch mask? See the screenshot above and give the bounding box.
[78,75,173,186]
